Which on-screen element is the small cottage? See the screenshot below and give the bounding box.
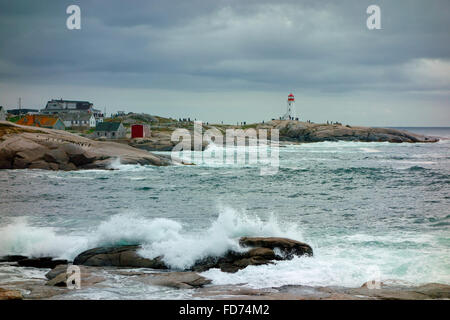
[60,112,96,129]
[131,124,151,138]
[0,106,6,121]
[16,115,65,130]
[95,122,126,139]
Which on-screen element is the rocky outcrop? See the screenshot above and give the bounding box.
[0,121,171,170]
[192,237,313,273]
[73,245,167,269]
[239,237,313,259]
[72,237,313,273]
[266,120,439,143]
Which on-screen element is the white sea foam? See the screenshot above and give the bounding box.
[137,206,302,269]
[201,235,450,288]
[106,158,153,172]
[0,207,303,270]
[0,217,88,260]
[1,206,448,288]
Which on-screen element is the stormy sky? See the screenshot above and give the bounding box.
[0,0,449,126]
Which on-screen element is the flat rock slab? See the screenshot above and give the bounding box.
[140,272,212,289]
[194,283,450,300]
[344,282,450,300]
[45,265,105,288]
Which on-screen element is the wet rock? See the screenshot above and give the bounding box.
[0,255,28,263]
[0,288,23,300]
[46,272,70,287]
[195,282,450,300]
[192,237,313,273]
[45,264,72,280]
[73,238,312,273]
[73,245,167,269]
[345,282,450,300]
[17,257,68,269]
[239,237,313,259]
[45,265,105,288]
[142,272,212,289]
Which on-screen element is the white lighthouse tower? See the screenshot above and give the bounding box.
[282,93,296,120]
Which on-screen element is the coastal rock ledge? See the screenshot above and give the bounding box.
[72,237,313,273]
[268,120,440,143]
[0,121,170,170]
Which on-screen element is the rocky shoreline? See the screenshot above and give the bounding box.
[1,237,449,300]
[264,120,440,143]
[128,120,440,152]
[0,120,440,170]
[1,264,449,300]
[0,121,171,170]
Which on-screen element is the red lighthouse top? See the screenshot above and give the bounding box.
[288,93,295,101]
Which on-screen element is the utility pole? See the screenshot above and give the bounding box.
[18,97,22,116]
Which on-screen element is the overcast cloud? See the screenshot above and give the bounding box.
[0,0,449,125]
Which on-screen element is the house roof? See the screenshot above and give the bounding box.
[59,113,94,121]
[95,122,122,132]
[46,99,93,110]
[6,108,39,115]
[17,115,62,128]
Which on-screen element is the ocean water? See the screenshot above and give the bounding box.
[0,127,449,299]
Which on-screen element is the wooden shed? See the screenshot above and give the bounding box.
[131,124,150,138]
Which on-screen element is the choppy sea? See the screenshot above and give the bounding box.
[0,127,449,299]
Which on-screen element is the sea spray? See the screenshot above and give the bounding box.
[0,206,304,269]
[0,217,88,260]
[137,206,303,269]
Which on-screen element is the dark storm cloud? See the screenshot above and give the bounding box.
[0,0,449,92]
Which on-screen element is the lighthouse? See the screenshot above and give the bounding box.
[282,93,296,120]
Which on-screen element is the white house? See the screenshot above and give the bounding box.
[60,112,96,129]
[41,99,104,124]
